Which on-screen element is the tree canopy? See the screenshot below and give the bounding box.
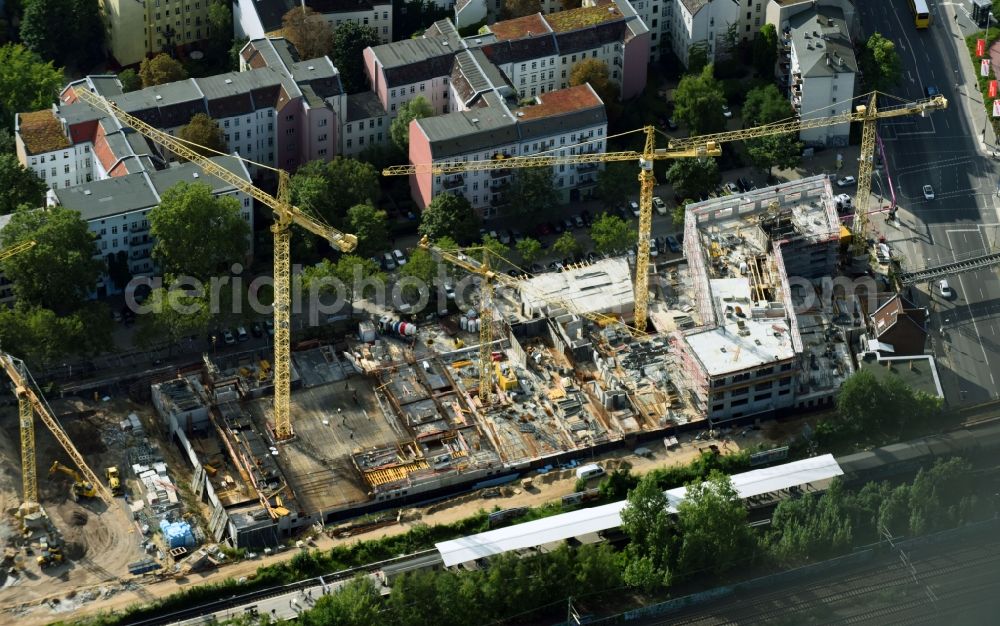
[666,157,719,201]
[675,471,754,578]
[345,203,389,258]
[674,64,727,135]
[418,193,480,243]
[332,22,380,94]
[859,33,902,93]
[300,255,384,301]
[149,182,251,281]
[595,162,634,208]
[590,212,633,254]
[0,303,112,365]
[751,24,778,77]
[390,96,434,152]
[118,69,142,92]
[0,44,63,129]
[569,58,618,105]
[501,0,540,19]
[290,158,379,225]
[282,7,334,59]
[139,53,188,88]
[741,84,801,175]
[620,472,673,592]
[515,237,542,263]
[0,154,47,215]
[0,206,103,314]
[503,167,558,224]
[552,231,580,258]
[20,0,103,69]
[177,113,228,159]
[134,288,212,350]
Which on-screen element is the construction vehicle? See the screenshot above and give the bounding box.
[36,546,63,568]
[49,461,99,500]
[106,466,122,496]
[668,92,947,257]
[72,88,358,442]
[386,93,946,330]
[1,353,112,522]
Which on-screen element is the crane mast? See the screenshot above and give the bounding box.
[72,87,358,441]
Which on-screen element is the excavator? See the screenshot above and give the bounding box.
[48,461,98,500]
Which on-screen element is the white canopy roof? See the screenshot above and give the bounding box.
[436,454,843,566]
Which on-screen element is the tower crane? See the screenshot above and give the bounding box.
[418,236,640,406]
[385,127,721,332]
[668,92,947,255]
[1,352,113,516]
[71,88,358,441]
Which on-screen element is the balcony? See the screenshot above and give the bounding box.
[576,162,599,173]
[442,175,464,190]
[490,168,511,179]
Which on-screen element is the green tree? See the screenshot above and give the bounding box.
[589,213,633,254]
[418,192,480,243]
[0,44,63,129]
[118,68,142,92]
[135,288,212,351]
[620,472,672,592]
[515,237,542,263]
[752,24,778,77]
[0,129,15,155]
[859,33,902,93]
[69,0,106,69]
[830,369,942,446]
[390,96,434,152]
[0,154,47,215]
[301,255,384,301]
[139,53,188,87]
[477,234,509,263]
[687,42,709,73]
[300,576,381,626]
[346,203,389,257]
[177,113,228,158]
[20,0,72,66]
[768,479,853,565]
[552,231,580,258]
[207,0,233,47]
[595,162,634,209]
[672,199,693,228]
[501,0,540,19]
[503,167,558,224]
[741,84,801,176]
[230,37,250,71]
[675,471,754,578]
[569,58,619,104]
[149,182,251,281]
[0,206,102,314]
[282,6,333,59]
[674,64,727,135]
[290,158,379,225]
[0,303,111,365]
[666,157,719,201]
[399,247,436,300]
[331,22,380,94]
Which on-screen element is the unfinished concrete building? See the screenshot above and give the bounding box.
[673,174,856,423]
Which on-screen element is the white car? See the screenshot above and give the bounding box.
[938,279,953,299]
[836,176,856,187]
[393,249,407,266]
[923,184,935,200]
[652,196,668,216]
[629,200,641,217]
[722,104,732,118]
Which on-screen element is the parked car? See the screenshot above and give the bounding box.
[629,200,641,218]
[580,210,592,226]
[443,282,456,300]
[562,217,575,231]
[665,235,681,253]
[236,326,249,342]
[382,252,396,271]
[529,263,544,274]
[573,214,585,229]
[264,320,274,337]
[725,182,739,194]
[393,249,407,266]
[498,230,511,245]
[837,176,857,187]
[923,184,935,200]
[511,229,523,243]
[251,321,264,338]
[652,196,667,216]
[926,85,940,97]
[722,104,732,118]
[552,220,565,234]
[667,117,679,130]
[222,328,236,345]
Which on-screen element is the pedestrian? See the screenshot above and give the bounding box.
[350,432,354,439]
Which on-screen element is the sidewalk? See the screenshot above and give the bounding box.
[953,5,998,153]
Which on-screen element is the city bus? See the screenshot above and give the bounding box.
[910,0,931,28]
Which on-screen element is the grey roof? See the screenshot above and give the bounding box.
[679,0,710,15]
[346,91,387,122]
[789,6,857,78]
[247,0,296,33]
[54,155,251,221]
[415,106,517,159]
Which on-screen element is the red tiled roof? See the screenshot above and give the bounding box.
[490,13,550,41]
[514,85,602,120]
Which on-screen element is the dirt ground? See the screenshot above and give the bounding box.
[5,426,781,626]
[0,397,164,622]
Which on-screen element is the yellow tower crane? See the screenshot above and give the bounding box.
[386,127,720,332]
[72,88,358,441]
[668,92,947,255]
[1,353,113,515]
[419,236,642,406]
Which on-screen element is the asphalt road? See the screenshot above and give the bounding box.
[857,1,1000,404]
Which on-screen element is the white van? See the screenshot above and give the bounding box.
[575,464,605,481]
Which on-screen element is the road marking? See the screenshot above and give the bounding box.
[947,230,997,392]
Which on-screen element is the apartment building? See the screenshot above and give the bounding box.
[341,92,390,156]
[734,0,766,41]
[666,0,738,68]
[408,84,608,217]
[235,0,393,43]
[104,0,216,66]
[674,174,854,422]
[47,156,253,297]
[784,5,856,147]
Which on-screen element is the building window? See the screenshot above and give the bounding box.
[64,165,70,173]
[779,377,792,386]
[731,398,749,407]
